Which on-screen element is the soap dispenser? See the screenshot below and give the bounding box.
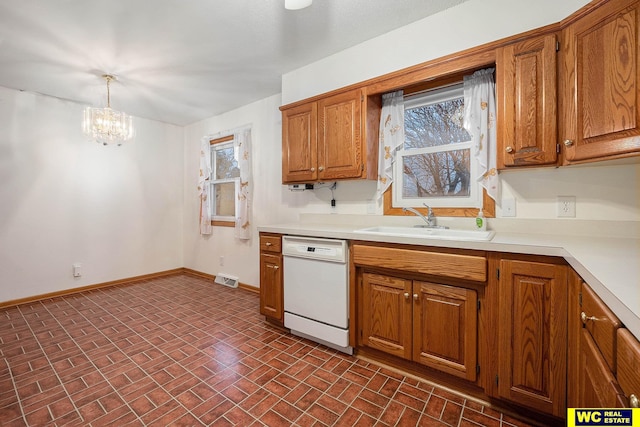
[475,211,487,231]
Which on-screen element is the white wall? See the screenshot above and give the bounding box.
[276,0,640,222]
[282,0,591,104]
[0,86,184,303]
[183,94,294,288]
[4,0,638,302]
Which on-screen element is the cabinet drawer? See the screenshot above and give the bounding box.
[617,328,640,407]
[581,283,621,372]
[260,234,282,253]
[353,244,486,282]
[579,329,626,408]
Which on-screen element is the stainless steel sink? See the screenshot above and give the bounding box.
[353,226,495,241]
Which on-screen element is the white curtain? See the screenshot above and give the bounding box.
[463,68,499,202]
[198,137,212,235]
[376,90,405,201]
[235,128,252,240]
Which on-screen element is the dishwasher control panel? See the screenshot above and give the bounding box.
[282,236,347,263]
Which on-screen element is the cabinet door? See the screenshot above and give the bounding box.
[360,272,412,359]
[317,89,363,180]
[497,34,558,168]
[498,259,567,417]
[561,0,640,163]
[259,252,283,322]
[617,328,640,408]
[413,281,477,381]
[282,102,317,183]
[578,329,626,408]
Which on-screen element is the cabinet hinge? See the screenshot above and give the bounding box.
[476,365,480,375]
[496,269,500,280]
[361,163,364,172]
[579,292,582,307]
[556,40,560,52]
[477,300,481,311]
[495,375,499,386]
[556,142,561,154]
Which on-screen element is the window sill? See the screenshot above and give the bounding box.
[211,220,235,228]
[383,188,495,218]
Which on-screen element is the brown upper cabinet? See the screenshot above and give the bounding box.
[282,102,317,183]
[282,88,379,183]
[282,0,640,180]
[560,0,640,164]
[497,34,559,168]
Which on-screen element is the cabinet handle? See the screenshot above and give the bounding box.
[318,166,324,172]
[404,293,410,299]
[268,265,279,270]
[505,146,514,153]
[581,311,596,324]
[631,394,639,408]
[413,293,418,301]
[265,242,272,246]
[564,139,574,147]
[310,167,315,172]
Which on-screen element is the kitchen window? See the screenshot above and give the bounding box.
[210,135,240,226]
[393,83,480,209]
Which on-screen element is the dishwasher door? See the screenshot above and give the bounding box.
[282,236,349,330]
[284,256,349,329]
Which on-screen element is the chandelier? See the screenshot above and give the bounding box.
[83,75,134,146]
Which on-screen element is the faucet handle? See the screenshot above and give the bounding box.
[422,203,433,215]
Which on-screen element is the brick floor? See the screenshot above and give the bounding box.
[0,274,534,426]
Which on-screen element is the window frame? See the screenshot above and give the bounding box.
[394,83,479,209]
[209,135,239,228]
[382,72,495,219]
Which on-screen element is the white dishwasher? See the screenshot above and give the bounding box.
[282,235,352,355]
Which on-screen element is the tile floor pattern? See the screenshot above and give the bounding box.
[0,274,535,427]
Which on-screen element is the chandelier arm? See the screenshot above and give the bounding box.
[105,76,111,108]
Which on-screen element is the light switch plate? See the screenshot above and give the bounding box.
[502,198,516,217]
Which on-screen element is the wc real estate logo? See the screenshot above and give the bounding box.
[568,409,640,426]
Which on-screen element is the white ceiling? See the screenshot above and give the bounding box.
[0,0,470,126]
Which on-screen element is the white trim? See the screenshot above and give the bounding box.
[210,138,240,221]
[393,84,481,209]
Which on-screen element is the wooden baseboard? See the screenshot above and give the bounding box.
[0,267,259,309]
[0,268,185,309]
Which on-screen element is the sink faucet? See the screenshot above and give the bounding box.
[402,204,447,228]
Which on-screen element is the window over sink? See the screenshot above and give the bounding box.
[393,83,480,209]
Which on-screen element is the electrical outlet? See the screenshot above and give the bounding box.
[219,256,224,266]
[502,198,516,217]
[72,263,82,278]
[557,196,576,218]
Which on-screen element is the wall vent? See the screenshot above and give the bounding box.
[214,273,239,288]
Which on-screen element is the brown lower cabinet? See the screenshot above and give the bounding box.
[259,233,283,324]
[578,328,626,407]
[360,271,478,381]
[257,236,640,421]
[496,258,568,417]
[568,278,640,409]
[355,246,569,419]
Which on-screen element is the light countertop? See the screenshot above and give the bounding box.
[258,217,640,340]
